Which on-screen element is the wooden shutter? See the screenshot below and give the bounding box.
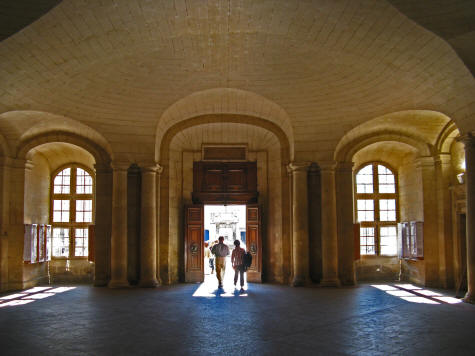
[246,205,262,282]
[185,205,204,283]
[88,225,95,262]
[353,223,360,260]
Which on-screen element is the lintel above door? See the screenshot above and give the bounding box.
[192,161,258,204]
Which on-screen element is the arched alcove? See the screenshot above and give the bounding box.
[23,142,96,284]
[158,115,291,285]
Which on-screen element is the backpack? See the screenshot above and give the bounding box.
[243,251,253,270]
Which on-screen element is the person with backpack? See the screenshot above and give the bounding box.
[231,240,246,292]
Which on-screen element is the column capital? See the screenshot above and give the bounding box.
[319,161,337,172]
[8,158,28,169]
[435,153,452,165]
[287,161,311,173]
[139,161,163,174]
[0,156,13,167]
[111,161,130,171]
[457,132,475,148]
[416,156,436,168]
[308,162,320,175]
[336,161,354,172]
[94,163,112,174]
[24,160,34,171]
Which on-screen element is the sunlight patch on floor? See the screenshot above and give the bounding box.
[0,286,77,308]
[371,284,462,305]
[193,260,248,298]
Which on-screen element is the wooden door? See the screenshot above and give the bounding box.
[246,205,262,282]
[185,205,204,283]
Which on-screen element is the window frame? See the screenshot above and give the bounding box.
[354,162,399,256]
[50,163,95,259]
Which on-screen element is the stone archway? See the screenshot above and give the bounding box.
[14,131,113,287]
[158,116,291,285]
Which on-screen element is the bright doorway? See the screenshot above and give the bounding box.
[203,205,246,288]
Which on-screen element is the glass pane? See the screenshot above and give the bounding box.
[75,228,88,257]
[360,227,375,255]
[380,226,397,255]
[53,200,70,222]
[379,199,396,221]
[76,200,92,223]
[52,228,69,257]
[357,199,374,222]
[53,168,70,194]
[76,168,93,194]
[378,164,395,193]
[356,165,373,193]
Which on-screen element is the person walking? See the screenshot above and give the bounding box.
[211,236,229,288]
[204,242,212,274]
[231,240,246,292]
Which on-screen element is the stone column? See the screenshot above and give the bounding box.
[94,163,113,286]
[288,162,310,286]
[108,163,129,288]
[308,163,322,283]
[0,157,10,291]
[139,164,159,287]
[155,164,163,283]
[435,154,454,288]
[336,161,356,285]
[462,134,475,303]
[7,159,28,290]
[320,162,341,287]
[417,156,439,287]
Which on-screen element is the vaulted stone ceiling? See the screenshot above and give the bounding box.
[0,0,474,162]
[2,0,474,76]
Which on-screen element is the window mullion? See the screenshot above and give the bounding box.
[373,164,381,255]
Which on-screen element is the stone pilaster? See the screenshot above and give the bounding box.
[308,163,322,283]
[288,162,311,286]
[336,161,356,285]
[6,159,28,290]
[94,163,113,286]
[320,162,340,287]
[139,164,159,287]
[460,134,475,303]
[435,154,454,288]
[108,163,129,288]
[0,157,11,291]
[417,156,439,287]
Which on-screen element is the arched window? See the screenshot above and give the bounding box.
[50,164,94,258]
[355,163,398,256]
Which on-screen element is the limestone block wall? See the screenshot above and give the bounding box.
[398,155,425,284]
[24,152,50,225]
[399,155,424,222]
[0,162,9,290]
[22,152,50,287]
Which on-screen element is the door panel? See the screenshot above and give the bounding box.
[185,205,204,283]
[246,205,262,282]
[192,162,258,204]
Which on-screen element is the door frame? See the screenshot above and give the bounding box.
[184,203,262,283]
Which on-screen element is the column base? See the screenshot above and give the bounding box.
[463,291,475,304]
[320,278,341,287]
[291,276,308,287]
[108,279,130,288]
[139,278,159,288]
[93,279,108,287]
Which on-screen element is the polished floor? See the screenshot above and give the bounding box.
[0,274,474,356]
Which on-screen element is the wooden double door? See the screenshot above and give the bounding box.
[185,204,262,283]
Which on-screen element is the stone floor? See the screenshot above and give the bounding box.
[0,277,474,356]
